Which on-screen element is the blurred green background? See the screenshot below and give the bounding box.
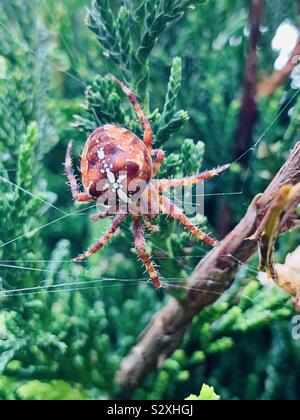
[0,0,300,400]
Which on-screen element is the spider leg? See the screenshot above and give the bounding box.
[143,218,160,233]
[132,216,162,288]
[65,141,92,202]
[91,206,128,221]
[156,164,230,191]
[110,75,153,151]
[90,210,115,222]
[159,196,217,247]
[73,214,126,262]
[152,149,165,178]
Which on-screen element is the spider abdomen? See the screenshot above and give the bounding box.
[81,124,152,202]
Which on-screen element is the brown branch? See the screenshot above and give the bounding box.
[257,38,300,97]
[233,0,264,164]
[117,142,300,398]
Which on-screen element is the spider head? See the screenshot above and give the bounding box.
[81,124,152,205]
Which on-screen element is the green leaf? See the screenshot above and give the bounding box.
[181,139,205,175]
[161,57,183,126]
[87,0,120,63]
[185,384,221,401]
[156,110,189,146]
[0,339,27,375]
[18,380,87,401]
[117,7,131,69]
[17,122,38,191]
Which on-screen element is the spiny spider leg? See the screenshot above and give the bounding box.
[90,209,116,222]
[65,141,92,202]
[159,196,217,247]
[91,207,129,222]
[143,219,160,233]
[156,164,230,191]
[152,149,165,178]
[132,216,161,288]
[73,214,126,262]
[110,75,153,151]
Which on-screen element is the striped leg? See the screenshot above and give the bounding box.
[73,214,126,262]
[152,149,165,178]
[143,218,160,233]
[65,141,91,202]
[156,164,230,191]
[159,196,217,247]
[90,205,126,221]
[110,76,153,151]
[90,210,114,222]
[132,216,161,288]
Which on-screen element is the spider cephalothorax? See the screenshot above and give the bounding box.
[65,76,229,288]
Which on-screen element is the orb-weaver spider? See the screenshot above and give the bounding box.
[65,76,229,288]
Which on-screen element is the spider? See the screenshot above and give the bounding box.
[65,76,229,288]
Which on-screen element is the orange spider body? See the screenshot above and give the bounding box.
[81,125,152,202]
[65,75,229,288]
